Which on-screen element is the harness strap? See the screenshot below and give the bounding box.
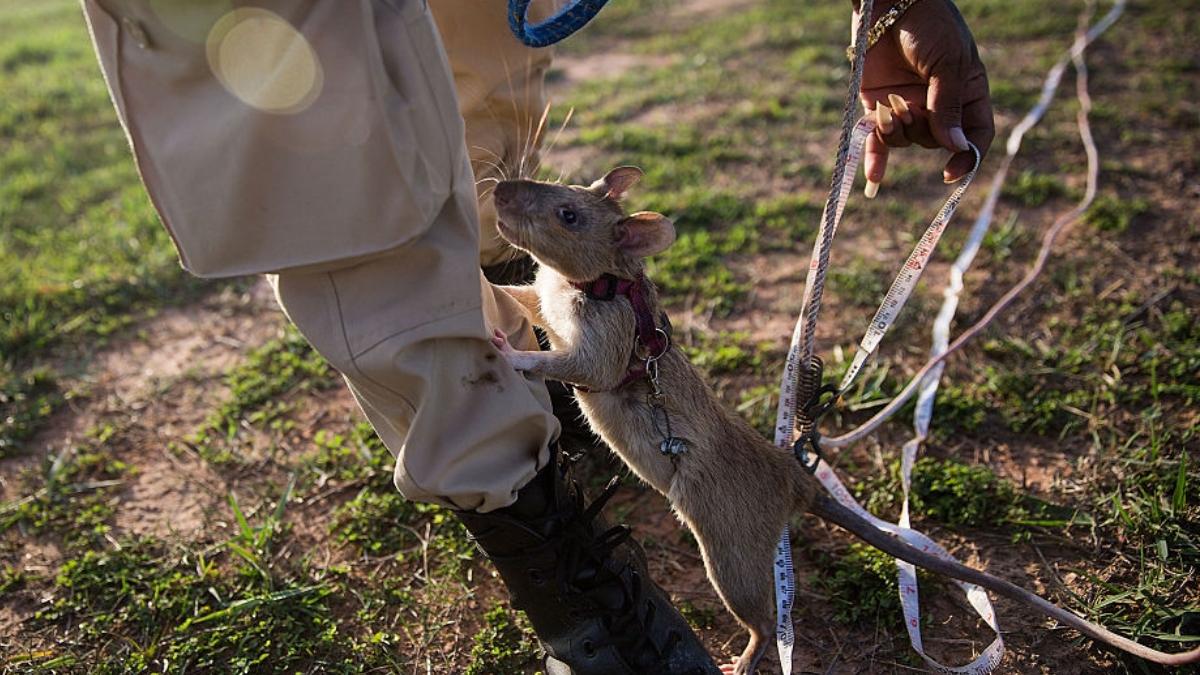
[571,273,672,392]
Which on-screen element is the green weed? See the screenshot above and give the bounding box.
[189,329,336,464]
[734,385,780,438]
[1002,170,1068,207]
[314,424,476,574]
[36,538,347,674]
[0,366,61,456]
[682,331,769,376]
[648,228,749,314]
[1,442,128,549]
[752,194,822,242]
[829,258,889,308]
[1085,193,1150,233]
[464,603,539,675]
[812,542,934,626]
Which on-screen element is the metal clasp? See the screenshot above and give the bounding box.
[792,430,824,474]
[792,357,838,474]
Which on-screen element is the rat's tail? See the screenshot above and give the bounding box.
[809,492,1200,666]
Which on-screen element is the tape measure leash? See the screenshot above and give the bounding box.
[812,461,1005,672]
[771,1,877,664]
[836,139,980,394]
[774,528,796,675]
[882,3,1125,668]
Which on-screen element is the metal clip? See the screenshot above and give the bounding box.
[803,382,841,422]
[645,352,687,460]
[792,356,836,474]
[792,430,823,474]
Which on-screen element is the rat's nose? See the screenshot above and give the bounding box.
[493,181,518,208]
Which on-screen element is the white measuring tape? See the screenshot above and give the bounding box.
[771,0,1125,671]
[811,0,1128,454]
[770,0,877,664]
[837,120,980,392]
[772,114,988,673]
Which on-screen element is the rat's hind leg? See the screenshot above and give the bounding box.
[698,538,777,675]
[721,632,769,675]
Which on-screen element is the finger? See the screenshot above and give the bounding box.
[927,66,971,153]
[880,113,914,149]
[943,151,975,183]
[864,129,889,198]
[944,83,994,182]
[888,93,913,125]
[876,103,895,135]
[893,103,939,148]
[965,94,996,158]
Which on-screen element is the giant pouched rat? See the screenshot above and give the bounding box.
[488,166,1200,674]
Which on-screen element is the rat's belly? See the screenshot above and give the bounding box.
[575,391,676,495]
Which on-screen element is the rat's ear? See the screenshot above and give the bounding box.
[616,211,675,257]
[590,166,644,200]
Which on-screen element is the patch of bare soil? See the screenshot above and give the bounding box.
[1,280,287,543]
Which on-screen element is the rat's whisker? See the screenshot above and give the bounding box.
[499,56,531,183]
[542,106,575,158]
[471,144,505,162]
[518,52,537,180]
[474,158,509,178]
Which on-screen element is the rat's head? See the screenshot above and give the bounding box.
[492,166,675,281]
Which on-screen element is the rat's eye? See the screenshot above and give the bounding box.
[557,207,579,227]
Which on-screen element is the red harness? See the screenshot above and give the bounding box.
[570,272,672,392]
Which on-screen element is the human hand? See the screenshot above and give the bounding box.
[854,0,994,194]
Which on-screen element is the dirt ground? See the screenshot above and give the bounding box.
[2,0,1197,673]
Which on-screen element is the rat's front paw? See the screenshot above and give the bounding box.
[491,329,528,370]
[491,328,515,354]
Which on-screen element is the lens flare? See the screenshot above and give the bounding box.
[206,8,323,115]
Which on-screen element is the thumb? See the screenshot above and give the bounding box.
[926,68,970,153]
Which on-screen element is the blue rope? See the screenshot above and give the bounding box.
[508,0,610,48]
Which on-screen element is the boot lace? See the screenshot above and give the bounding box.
[552,477,686,670]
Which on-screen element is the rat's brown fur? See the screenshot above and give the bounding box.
[490,167,1200,673]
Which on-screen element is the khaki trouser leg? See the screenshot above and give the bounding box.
[271,168,559,512]
[83,0,564,510]
[267,3,564,512]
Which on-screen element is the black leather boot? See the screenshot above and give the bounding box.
[457,450,721,675]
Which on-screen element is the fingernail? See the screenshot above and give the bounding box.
[949,126,970,152]
[943,172,964,184]
[865,179,880,199]
[876,105,894,134]
[887,94,911,122]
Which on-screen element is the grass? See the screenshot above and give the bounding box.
[1,0,1198,671]
[812,542,934,628]
[0,0,229,454]
[1,436,129,550]
[0,367,61,456]
[464,604,539,675]
[188,329,337,465]
[1002,169,1070,207]
[1085,193,1151,233]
